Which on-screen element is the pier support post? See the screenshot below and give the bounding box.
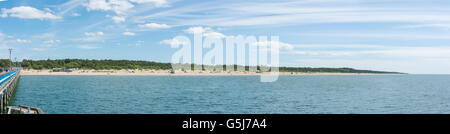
[0,94,3,113]
[1,94,5,113]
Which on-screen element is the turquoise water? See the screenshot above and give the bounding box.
[11,75,450,114]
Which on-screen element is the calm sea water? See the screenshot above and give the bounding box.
[10,75,450,114]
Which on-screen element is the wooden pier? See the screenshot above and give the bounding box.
[0,70,20,114]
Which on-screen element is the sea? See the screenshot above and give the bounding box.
[11,75,450,114]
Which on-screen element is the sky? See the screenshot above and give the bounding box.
[1,0,450,74]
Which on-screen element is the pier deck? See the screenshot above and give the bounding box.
[0,70,20,113]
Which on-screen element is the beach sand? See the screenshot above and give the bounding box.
[19,69,396,76]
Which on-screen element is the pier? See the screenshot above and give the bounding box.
[0,70,20,113]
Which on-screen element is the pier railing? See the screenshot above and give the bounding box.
[0,70,20,113]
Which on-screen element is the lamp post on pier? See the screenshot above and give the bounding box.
[8,48,13,71]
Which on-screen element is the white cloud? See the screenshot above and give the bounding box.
[112,16,126,23]
[15,39,32,43]
[292,44,387,49]
[400,23,450,30]
[75,32,105,42]
[253,41,294,50]
[184,26,227,38]
[370,47,450,58]
[0,0,7,2]
[84,32,104,36]
[291,45,450,58]
[160,38,189,45]
[74,37,104,42]
[122,31,136,36]
[71,13,81,16]
[129,40,144,46]
[0,32,4,40]
[31,48,48,51]
[43,40,61,47]
[300,32,450,40]
[33,33,55,38]
[43,40,60,44]
[138,23,171,29]
[84,0,134,15]
[129,0,167,7]
[184,26,210,34]
[203,31,226,38]
[131,1,450,27]
[57,0,85,16]
[77,45,99,49]
[1,6,61,20]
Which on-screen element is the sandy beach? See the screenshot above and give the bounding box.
[19,69,397,76]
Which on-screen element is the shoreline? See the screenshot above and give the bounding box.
[19,69,400,76]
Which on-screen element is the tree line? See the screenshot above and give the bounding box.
[0,59,401,74]
[0,59,12,68]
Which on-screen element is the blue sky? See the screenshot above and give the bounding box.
[1,0,450,74]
